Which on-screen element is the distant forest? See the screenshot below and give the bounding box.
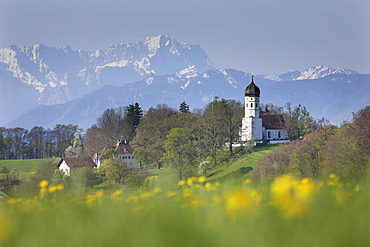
[0,124,81,160]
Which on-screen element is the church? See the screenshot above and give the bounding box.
[241,76,290,143]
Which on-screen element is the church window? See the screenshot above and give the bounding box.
[251,103,253,108]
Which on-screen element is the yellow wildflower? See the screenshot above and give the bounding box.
[56,184,64,191]
[39,180,49,188]
[167,191,178,197]
[245,178,252,184]
[226,187,262,215]
[328,174,342,187]
[7,198,39,213]
[271,174,316,217]
[86,191,104,205]
[198,176,206,183]
[152,187,162,195]
[48,185,58,193]
[139,192,152,199]
[125,195,139,202]
[110,190,122,201]
[205,182,216,191]
[187,177,197,186]
[178,180,186,186]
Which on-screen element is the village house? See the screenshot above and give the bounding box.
[241,76,290,144]
[58,157,97,176]
[93,140,141,169]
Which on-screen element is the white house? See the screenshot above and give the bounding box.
[93,140,141,169]
[241,76,289,143]
[58,157,97,176]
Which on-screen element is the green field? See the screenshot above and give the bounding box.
[0,159,45,179]
[1,146,369,247]
[206,145,276,183]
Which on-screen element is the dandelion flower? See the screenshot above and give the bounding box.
[226,187,262,215]
[271,174,316,217]
[178,180,186,186]
[39,180,49,188]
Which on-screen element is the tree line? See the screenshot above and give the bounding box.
[0,124,81,160]
[84,99,320,180]
[252,106,370,182]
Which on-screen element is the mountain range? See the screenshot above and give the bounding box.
[0,35,369,130]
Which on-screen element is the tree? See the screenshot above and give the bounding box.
[83,125,106,156]
[100,158,137,185]
[223,99,244,155]
[179,101,190,114]
[31,158,60,185]
[53,124,81,157]
[195,98,230,166]
[96,107,127,142]
[132,104,194,168]
[284,103,316,140]
[27,126,45,159]
[162,128,197,179]
[352,106,370,156]
[321,124,367,181]
[71,167,98,193]
[124,102,143,142]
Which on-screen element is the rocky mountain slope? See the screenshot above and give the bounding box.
[0,35,214,125]
[1,35,369,130]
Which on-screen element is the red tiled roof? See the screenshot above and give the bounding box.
[59,157,96,168]
[261,115,286,129]
[98,141,134,156]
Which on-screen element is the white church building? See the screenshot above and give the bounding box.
[241,76,289,143]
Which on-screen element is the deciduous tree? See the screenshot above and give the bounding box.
[162,128,197,179]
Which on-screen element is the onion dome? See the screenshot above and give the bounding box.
[244,75,260,97]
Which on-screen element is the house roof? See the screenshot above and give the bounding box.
[261,115,286,129]
[97,140,134,158]
[59,157,97,168]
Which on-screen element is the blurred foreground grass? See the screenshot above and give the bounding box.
[1,174,369,247]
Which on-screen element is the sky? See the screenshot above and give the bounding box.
[1,0,369,75]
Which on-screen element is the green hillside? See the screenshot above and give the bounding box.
[206,145,277,184]
[0,159,45,179]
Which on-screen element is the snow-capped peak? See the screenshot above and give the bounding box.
[294,65,359,80]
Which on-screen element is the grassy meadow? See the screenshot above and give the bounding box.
[1,146,370,246]
[0,159,44,180]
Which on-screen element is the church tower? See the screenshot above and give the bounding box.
[241,76,263,142]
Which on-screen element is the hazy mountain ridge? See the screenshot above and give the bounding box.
[0,35,214,124]
[1,35,369,129]
[6,70,370,130]
[263,65,360,81]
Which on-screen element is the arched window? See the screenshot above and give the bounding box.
[251,103,253,108]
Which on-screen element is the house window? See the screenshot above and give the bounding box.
[256,103,258,108]
[251,103,253,108]
[268,131,271,139]
[278,131,281,138]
